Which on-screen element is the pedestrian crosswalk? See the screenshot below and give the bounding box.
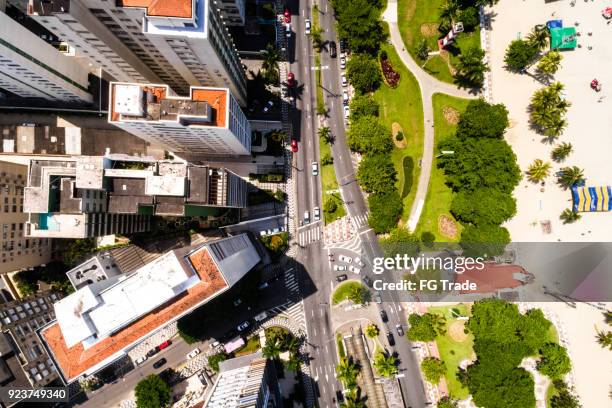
[351,213,369,229]
[298,224,322,246]
[284,266,300,297]
[327,234,362,253]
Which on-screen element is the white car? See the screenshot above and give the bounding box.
[312,161,319,176]
[349,265,361,274]
[187,348,201,359]
[304,211,310,224]
[285,23,292,37]
[343,105,350,119]
[339,255,353,263]
[340,56,346,69]
[305,19,311,35]
[334,264,348,271]
[135,355,147,366]
[254,311,268,322]
[263,100,274,113]
[237,321,250,332]
[355,257,365,267]
[314,207,320,221]
[342,90,349,104]
[341,75,347,87]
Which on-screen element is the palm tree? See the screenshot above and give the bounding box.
[336,356,359,389]
[262,339,281,359]
[526,159,552,183]
[365,324,379,338]
[432,314,447,336]
[454,46,489,88]
[551,142,573,162]
[373,351,398,377]
[537,51,563,75]
[340,389,366,408]
[311,25,323,51]
[527,25,550,50]
[261,43,280,83]
[557,166,585,189]
[318,126,332,144]
[595,330,612,350]
[543,118,567,138]
[285,353,301,371]
[439,0,460,27]
[559,208,581,224]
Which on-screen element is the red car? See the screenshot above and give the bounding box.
[287,72,295,87]
[290,139,298,153]
[284,7,291,23]
[157,340,172,351]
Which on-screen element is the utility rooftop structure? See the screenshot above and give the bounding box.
[23,155,246,238]
[27,0,246,104]
[39,233,260,383]
[109,83,251,155]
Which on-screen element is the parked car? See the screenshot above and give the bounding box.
[333,264,347,271]
[146,348,158,358]
[157,340,171,351]
[380,309,388,322]
[362,275,373,288]
[187,348,201,359]
[373,291,382,304]
[233,298,242,307]
[134,355,147,365]
[258,282,269,290]
[341,75,347,87]
[339,38,347,52]
[304,19,311,34]
[284,7,291,23]
[304,211,310,224]
[340,56,346,69]
[263,100,274,113]
[314,207,320,221]
[355,257,365,267]
[291,139,298,152]
[329,41,337,58]
[342,90,349,104]
[287,72,296,87]
[311,161,318,176]
[237,321,250,332]
[343,105,350,119]
[349,265,360,274]
[339,255,353,263]
[336,274,348,282]
[153,358,167,369]
[254,311,268,322]
[285,23,291,37]
[396,324,404,337]
[387,332,395,346]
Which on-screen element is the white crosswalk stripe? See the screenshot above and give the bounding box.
[351,213,369,229]
[326,234,362,253]
[298,225,322,247]
[283,267,300,296]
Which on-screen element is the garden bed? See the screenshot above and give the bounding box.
[380,52,400,88]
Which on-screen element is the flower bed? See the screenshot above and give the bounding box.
[380,53,400,88]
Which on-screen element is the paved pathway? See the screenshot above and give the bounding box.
[382,0,478,232]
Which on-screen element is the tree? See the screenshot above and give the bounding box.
[336,356,359,389]
[454,46,489,88]
[415,38,430,61]
[504,39,539,71]
[551,142,573,162]
[332,0,385,54]
[311,25,324,51]
[262,339,282,359]
[367,190,403,234]
[596,330,612,350]
[605,310,612,326]
[340,389,366,408]
[357,154,397,194]
[421,357,446,384]
[456,99,509,139]
[349,94,380,120]
[526,159,552,183]
[347,116,393,154]
[451,188,517,225]
[261,43,280,83]
[365,324,379,338]
[557,166,585,189]
[324,196,338,213]
[550,381,581,408]
[537,343,571,379]
[373,351,398,377]
[421,231,435,247]
[285,353,301,371]
[458,6,480,31]
[207,352,228,372]
[537,51,563,75]
[460,224,511,258]
[135,375,171,408]
[530,82,571,137]
[559,208,581,224]
[346,54,382,93]
[439,0,460,27]
[348,284,370,305]
[527,25,550,50]
[380,227,420,258]
[318,126,333,145]
[407,313,446,341]
[321,152,333,165]
[437,397,459,408]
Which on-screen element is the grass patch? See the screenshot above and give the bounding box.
[235,336,261,356]
[332,281,367,305]
[423,55,455,84]
[400,156,414,198]
[336,333,346,358]
[373,41,424,224]
[428,304,474,399]
[414,93,470,241]
[320,130,345,224]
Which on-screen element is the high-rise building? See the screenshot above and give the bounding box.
[0,7,92,103]
[27,0,247,104]
[38,233,260,383]
[205,351,281,408]
[109,82,251,156]
[215,0,246,26]
[0,161,51,275]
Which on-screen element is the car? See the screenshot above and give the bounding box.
[134,355,147,365]
[233,298,242,307]
[304,211,310,224]
[387,332,395,346]
[329,41,337,58]
[362,275,373,288]
[339,38,347,52]
[254,311,268,322]
[311,161,318,176]
[157,340,171,351]
[339,255,352,263]
[290,139,298,153]
[304,19,311,35]
[210,341,220,349]
[258,281,269,290]
[341,75,347,87]
[314,207,320,221]
[336,274,348,282]
[284,7,291,23]
[373,291,382,304]
[153,358,167,369]
[343,105,350,119]
[354,257,365,267]
[340,56,346,69]
[333,264,347,271]
[287,72,295,87]
[263,100,274,113]
[285,23,291,37]
[380,309,388,322]
[342,90,349,104]
[187,348,201,359]
[349,265,360,274]
[146,348,158,358]
[248,99,260,113]
[237,321,250,332]
[396,324,404,336]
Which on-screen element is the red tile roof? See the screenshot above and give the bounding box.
[455,263,529,294]
[118,0,193,19]
[42,248,226,382]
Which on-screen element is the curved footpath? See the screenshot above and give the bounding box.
[382,0,477,232]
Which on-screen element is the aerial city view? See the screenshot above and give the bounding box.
[0,0,610,407]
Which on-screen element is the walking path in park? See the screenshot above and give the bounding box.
[382,0,478,232]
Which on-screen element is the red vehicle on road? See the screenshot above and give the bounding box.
[287,72,296,87]
[284,7,291,23]
[290,139,298,153]
[157,340,172,351]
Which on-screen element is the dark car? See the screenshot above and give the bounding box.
[336,274,348,282]
[387,332,395,346]
[380,309,388,323]
[339,38,347,53]
[146,348,158,358]
[329,41,337,58]
[362,276,373,288]
[396,324,404,337]
[153,358,167,369]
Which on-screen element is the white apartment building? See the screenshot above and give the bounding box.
[27,0,246,103]
[109,82,251,156]
[0,9,92,102]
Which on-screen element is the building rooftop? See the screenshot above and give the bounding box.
[455,263,533,294]
[118,0,194,19]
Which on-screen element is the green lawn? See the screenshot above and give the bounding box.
[398,0,481,84]
[336,333,346,358]
[428,304,474,399]
[373,41,424,224]
[320,136,346,224]
[414,93,470,241]
[332,281,367,305]
[235,336,261,356]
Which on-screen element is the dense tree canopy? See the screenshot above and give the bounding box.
[380,227,420,257]
[454,46,489,88]
[349,94,380,120]
[406,313,446,342]
[459,224,511,257]
[421,357,446,384]
[135,375,171,408]
[357,154,397,194]
[451,188,517,225]
[346,54,383,94]
[504,39,539,71]
[456,99,509,139]
[537,343,571,379]
[367,190,403,233]
[347,116,393,154]
[330,0,385,54]
[438,137,521,193]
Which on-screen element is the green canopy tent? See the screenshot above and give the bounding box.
[550,27,577,50]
